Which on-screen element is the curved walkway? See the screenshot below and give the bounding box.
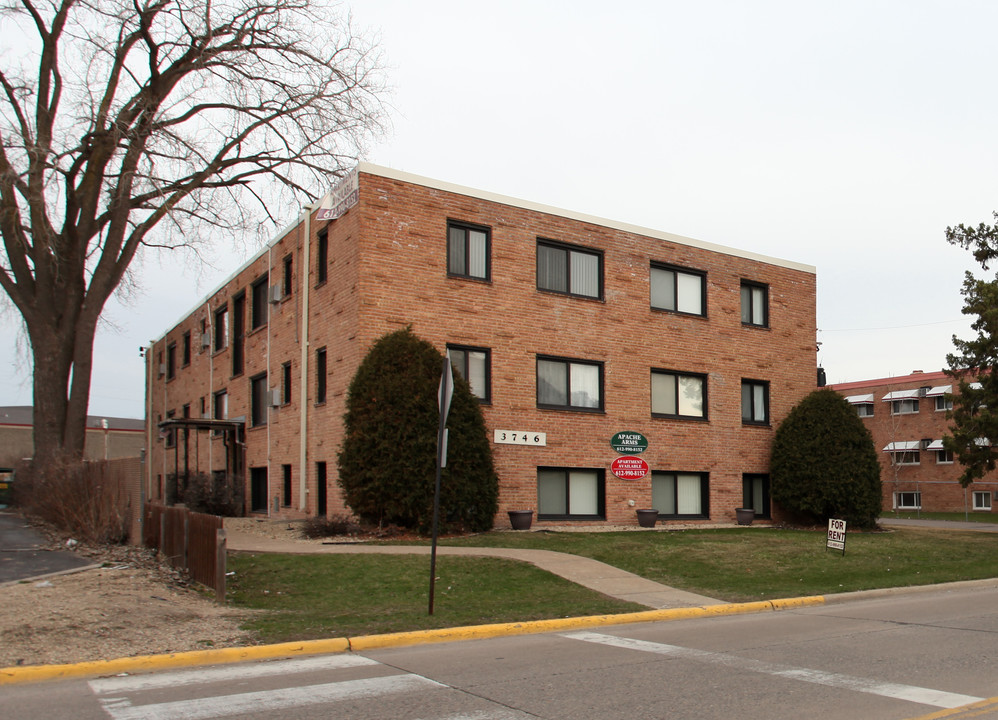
[225,530,720,609]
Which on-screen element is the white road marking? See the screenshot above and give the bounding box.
[89,654,378,694]
[96,673,444,720]
[561,631,984,710]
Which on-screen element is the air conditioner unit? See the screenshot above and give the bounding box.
[269,388,282,407]
[200,332,211,349]
[268,285,282,304]
[918,387,929,397]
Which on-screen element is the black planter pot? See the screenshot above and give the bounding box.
[636,508,658,528]
[508,510,534,530]
[735,508,755,526]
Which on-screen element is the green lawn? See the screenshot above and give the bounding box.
[227,526,998,644]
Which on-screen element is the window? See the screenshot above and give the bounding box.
[448,345,490,402]
[317,229,328,285]
[937,449,954,464]
[651,370,706,419]
[200,396,207,418]
[892,399,919,415]
[537,356,602,411]
[973,491,992,511]
[741,380,770,425]
[891,450,920,466]
[650,264,706,316]
[251,275,269,330]
[741,281,768,327]
[742,474,770,518]
[250,373,268,427]
[232,292,245,376]
[537,239,602,299]
[936,396,953,412]
[282,464,292,507]
[166,342,176,380]
[894,491,921,510]
[537,468,604,519]
[182,403,190,419]
[447,221,490,280]
[283,254,293,297]
[182,331,191,367]
[316,461,327,516]
[856,403,875,418]
[250,467,268,513]
[651,472,709,519]
[213,390,227,421]
[213,304,228,352]
[282,362,292,405]
[315,347,327,404]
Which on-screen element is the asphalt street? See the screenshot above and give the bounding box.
[0,511,96,585]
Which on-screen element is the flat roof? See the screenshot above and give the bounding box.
[829,370,950,392]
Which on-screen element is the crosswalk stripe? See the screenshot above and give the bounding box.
[97,674,444,720]
[561,631,983,710]
[89,654,377,694]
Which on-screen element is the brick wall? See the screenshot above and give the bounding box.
[147,165,818,526]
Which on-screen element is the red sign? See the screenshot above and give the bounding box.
[611,456,649,480]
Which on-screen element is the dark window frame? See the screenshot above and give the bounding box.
[447,220,491,281]
[231,291,245,377]
[651,471,710,520]
[741,379,770,426]
[650,369,708,420]
[315,347,327,405]
[447,344,491,404]
[282,464,292,507]
[536,355,604,413]
[537,467,606,520]
[283,254,294,297]
[282,362,292,405]
[742,473,771,519]
[250,372,268,428]
[536,238,604,300]
[251,274,269,330]
[650,263,707,317]
[740,280,769,327]
[181,331,191,367]
[316,229,328,285]
[213,304,228,352]
[166,342,177,381]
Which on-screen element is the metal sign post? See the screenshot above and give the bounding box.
[428,357,453,615]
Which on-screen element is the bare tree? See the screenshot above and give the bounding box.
[0,0,387,467]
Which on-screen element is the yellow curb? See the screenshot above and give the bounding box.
[0,596,824,685]
[0,638,349,686]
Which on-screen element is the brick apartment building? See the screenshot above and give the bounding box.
[831,370,998,514]
[145,164,818,527]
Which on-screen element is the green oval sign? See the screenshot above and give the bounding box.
[610,431,648,455]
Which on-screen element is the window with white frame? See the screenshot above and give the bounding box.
[652,472,709,519]
[537,356,602,411]
[537,468,604,519]
[935,396,953,411]
[650,264,705,316]
[973,491,992,511]
[448,345,490,402]
[891,398,919,415]
[651,370,706,419]
[894,491,921,510]
[740,281,768,327]
[741,379,769,425]
[537,239,602,299]
[448,221,490,280]
[891,450,920,465]
[856,403,874,417]
[937,449,954,464]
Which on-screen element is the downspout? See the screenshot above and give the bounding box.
[267,244,273,517]
[299,206,312,512]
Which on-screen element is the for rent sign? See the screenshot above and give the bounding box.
[611,456,649,480]
[826,518,847,555]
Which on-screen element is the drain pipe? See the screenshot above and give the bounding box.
[298,205,312,512]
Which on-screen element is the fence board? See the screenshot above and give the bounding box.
[143,503,226,600]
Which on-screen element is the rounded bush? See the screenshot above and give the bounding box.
[770,389,882,528]
[337,328,498,534]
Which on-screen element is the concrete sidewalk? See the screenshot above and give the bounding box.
[225,530,720,609]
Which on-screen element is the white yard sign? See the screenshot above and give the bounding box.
[826,518,847,554]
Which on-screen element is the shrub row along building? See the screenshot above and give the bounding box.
[145,164,818,526]
[831,370,997,514]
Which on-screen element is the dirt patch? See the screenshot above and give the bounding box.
[0,524,257,669]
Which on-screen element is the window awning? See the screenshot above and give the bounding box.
[883,441,921,452]
[926,439,945,451]
[925,385,951,397]
[844,393,874,404]
[882,389,920,402]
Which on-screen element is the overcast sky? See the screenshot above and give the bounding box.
[3,0,997,419]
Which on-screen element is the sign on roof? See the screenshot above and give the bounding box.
[316,170,359,221]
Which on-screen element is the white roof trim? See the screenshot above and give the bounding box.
[883,441,922,452]
[844,394,875,404]
[925,385,952,397]
[882,389,920,401]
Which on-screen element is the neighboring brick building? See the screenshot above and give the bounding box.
[830,370,998,514]
[145,164,818,526]
[0,406,144,467]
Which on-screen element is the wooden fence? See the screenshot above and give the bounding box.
[144,503,227,601]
